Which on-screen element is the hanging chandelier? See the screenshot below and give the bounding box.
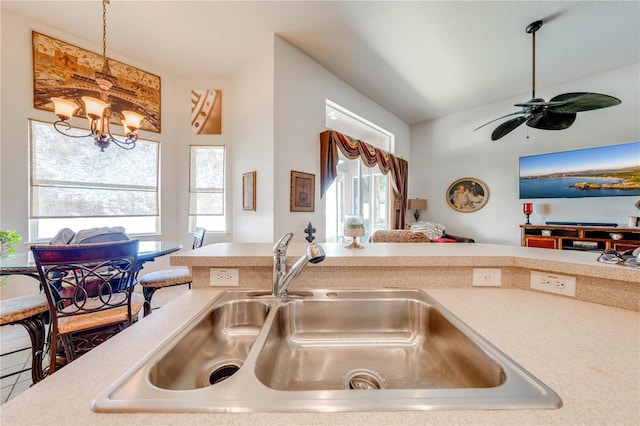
[51,0,144,151]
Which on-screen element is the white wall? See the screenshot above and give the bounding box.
[231,39,275,243]
[410,64,640,245]
[273,36,411,243]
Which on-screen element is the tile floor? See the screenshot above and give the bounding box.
[0,285,189,404]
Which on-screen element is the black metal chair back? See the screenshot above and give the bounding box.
[193,227,206,249]
[31,240,141,373]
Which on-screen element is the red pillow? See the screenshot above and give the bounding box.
[433,238,457,243]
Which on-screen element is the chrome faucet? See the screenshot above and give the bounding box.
[272,232,325,297]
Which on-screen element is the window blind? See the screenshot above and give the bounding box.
[29,120,159,218]
[189,145,225,216]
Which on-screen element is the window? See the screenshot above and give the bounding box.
[325,101,394,242]
[29,119,159,240]
[189,145,225,232]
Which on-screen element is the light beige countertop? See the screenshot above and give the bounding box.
[2,286,639,425]
[172,242,639,282]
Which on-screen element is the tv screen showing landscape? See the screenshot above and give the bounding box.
[519,142,640,199]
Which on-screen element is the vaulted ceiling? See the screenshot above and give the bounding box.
[3,1,639,125]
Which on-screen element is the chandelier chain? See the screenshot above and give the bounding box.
[102,0,108,60]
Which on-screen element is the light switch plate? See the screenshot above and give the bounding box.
[472,268,502,287]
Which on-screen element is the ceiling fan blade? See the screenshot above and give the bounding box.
[526,111,577,130]
[548,92,621,113]
[474,111,525,131]
[491,116,528,140]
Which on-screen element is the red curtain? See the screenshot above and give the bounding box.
[320,130,408,229]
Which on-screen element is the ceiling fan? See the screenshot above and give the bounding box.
[475,20,621,141]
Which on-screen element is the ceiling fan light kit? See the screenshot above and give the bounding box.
[475,19,621,141]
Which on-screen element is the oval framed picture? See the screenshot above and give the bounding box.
[446,177,489,213]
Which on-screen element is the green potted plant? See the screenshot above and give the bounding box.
[0,229,21,256]
[1,230,21,285]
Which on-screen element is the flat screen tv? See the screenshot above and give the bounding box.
[519,142,640,199]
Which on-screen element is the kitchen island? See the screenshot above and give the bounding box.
[1,243,638,425]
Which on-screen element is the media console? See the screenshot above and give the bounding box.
[520,224,640,252]
[545,221,619,227]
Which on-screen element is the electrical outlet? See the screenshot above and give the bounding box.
[472,268,502,287]
[209,268,239,286]
[530,270,576,297]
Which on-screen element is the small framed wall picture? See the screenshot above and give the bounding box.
[446,177,489,212]
[290,171,315,212]
[242,171,256,211]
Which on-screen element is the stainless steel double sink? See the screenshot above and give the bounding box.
[92,289,561,412]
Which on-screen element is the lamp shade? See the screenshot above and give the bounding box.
[408,199,427,211]
[121,110,144,131]
[81,96,109,119]
[51,97,79,120]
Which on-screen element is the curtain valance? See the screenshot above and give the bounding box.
[320,129,409,228]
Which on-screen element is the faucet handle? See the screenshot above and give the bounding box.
[273,232,294,253]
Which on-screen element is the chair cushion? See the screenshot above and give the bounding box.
[139,268,192,288]
[58,292,145,335]
[0,294,49,325]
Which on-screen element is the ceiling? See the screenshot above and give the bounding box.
[3,1,639,126]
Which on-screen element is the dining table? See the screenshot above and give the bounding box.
[0,240,183,279]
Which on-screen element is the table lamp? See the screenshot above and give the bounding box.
[408,198,427,221]
[523,203,533,225]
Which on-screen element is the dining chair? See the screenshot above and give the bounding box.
[0,294,49,384]
[31,240,144,374]
[139,227,206,316]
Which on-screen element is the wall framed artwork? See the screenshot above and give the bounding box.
[446,177,489,213]
[32,31,161,133]
[242,171,256,211]
[191,89,222,134]
[290,171,315,212]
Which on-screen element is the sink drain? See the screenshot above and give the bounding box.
[344,369,386,390]
[208,364,240,385]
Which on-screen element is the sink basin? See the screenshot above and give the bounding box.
[92,289,561,413]
[149,299,270,390]
[255,298,504,391]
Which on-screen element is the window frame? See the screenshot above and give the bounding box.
[325,100,395,242]
[188,145,226,233]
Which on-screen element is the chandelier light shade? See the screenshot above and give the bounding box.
[51,0,145,151]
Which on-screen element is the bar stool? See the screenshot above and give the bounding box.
[140,228,206,316]
[0,294,49,384]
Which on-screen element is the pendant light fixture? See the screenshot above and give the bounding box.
[51,0,144,151]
